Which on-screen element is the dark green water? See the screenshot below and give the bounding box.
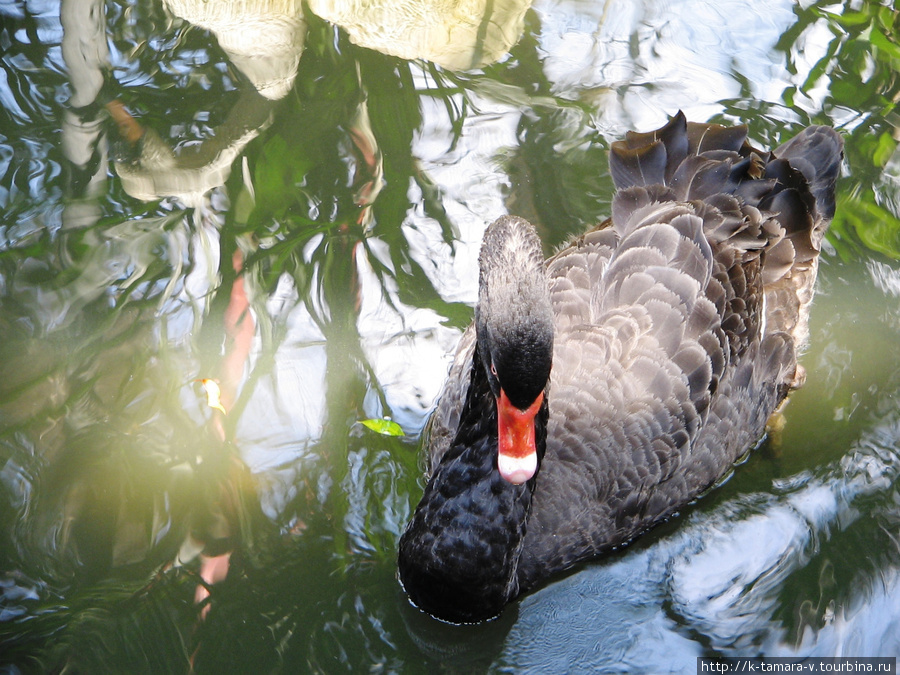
[1,0,900,672]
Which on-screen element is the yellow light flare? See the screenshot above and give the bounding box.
[200,379,227,415]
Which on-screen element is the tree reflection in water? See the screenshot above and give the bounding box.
[1,0,534,669]
[0,0,899,671]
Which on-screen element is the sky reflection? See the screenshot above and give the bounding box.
[1,0,899,670]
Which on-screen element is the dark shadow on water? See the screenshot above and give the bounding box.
[397,590,518,672]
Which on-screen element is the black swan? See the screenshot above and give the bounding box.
[398,112,843,623]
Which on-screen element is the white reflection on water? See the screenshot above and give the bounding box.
[669,437,900,656]
[537,0,797,122]
[406,75,522,306]
[356,237,462,430]
[870,261,900,301]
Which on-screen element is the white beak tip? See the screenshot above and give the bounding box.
[498,451,537,484]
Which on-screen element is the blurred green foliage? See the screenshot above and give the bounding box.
[1,0,900,671]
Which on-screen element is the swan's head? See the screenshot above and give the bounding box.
[476,216,554,484]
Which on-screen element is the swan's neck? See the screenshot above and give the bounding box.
[398,351,547,623]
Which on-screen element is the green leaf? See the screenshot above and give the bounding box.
[870,26,900,62]
[873,132,897,168]
[831,192,900,260]
[360,418,404,436]
[833,11,873,28]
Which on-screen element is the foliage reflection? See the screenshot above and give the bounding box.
[0,0,899,671]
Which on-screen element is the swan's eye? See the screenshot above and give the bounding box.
[490,362,498,377]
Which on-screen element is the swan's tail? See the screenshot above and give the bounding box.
[761,125,843,376]
[607,112,843,388]
[774,125,843,223]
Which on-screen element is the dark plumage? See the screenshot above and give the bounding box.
[398,112,843,623]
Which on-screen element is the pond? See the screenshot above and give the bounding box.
[1,0,900,672]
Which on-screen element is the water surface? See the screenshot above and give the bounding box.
[2,0,900,672]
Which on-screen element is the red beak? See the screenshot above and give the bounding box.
[496,389,543,484]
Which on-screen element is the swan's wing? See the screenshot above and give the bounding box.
[424,123,841,486]
[546,223,618,330]
[520,194,788,584]
[518,119,842,585]
[520,136,840,582]
[601,190,737,420]
[422,324,476,475]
